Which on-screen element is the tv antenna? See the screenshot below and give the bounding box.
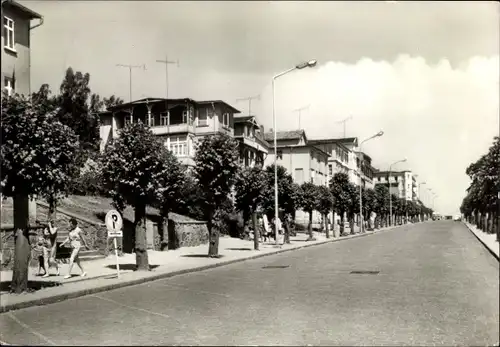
[293,104,310,129]
[236,94,260,116]
[336,115,353,138]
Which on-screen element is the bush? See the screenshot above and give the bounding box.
[69,159,107,196]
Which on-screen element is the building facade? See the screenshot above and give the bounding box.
[99,97,242,167]
[1,0,43,97]
[233,115,269,168]
[374,170,415,201]
[263,130,330,186]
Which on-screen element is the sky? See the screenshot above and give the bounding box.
[23,0,499,215]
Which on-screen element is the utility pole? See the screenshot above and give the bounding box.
[116,64,146,102]
[293,105,310,130]
[336,115,353,138]
[156,55,179,147]
[236,94,260,116]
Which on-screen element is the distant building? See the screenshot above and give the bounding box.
[1,0,43,97]
[374,170,415,201]
[99,97,240,167]
[263,130,330,186]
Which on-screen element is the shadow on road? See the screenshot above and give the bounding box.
[0,280,62,294]
[225,248,253,251]
[105,264,160,271]
[181,254,225,259]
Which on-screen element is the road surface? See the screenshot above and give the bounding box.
[1,221,498,346]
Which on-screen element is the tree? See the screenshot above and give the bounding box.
[57,67,99,164]
[330,172,351,235]
[316,185,333,238]
[194,133,240,257]
[362,188,376,230]
[299,182,319,241]
[347,183,360,232]
[374,184,390,228]
[101,122,171,270]
[234,166,267,250]
[157,152,184,225]
[1,93,79,293]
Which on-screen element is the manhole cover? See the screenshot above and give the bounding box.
[350,270,380,275]
[262,265,290,269]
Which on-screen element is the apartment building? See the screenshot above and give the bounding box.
[374,170,414,201]
[308,139,350,184]
[1,0,43,97]
[263,130,330,186]
[233,115,269,168]
[99,97,240,167]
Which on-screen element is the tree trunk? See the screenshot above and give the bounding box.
[325,213,330,238]
[251,210,259,251]
[207,210,219,257]
[134,202,149,271]
[340,212,345,236]
[47,195,57,222]
[307,211,315,241]
[349,214,355,234]
[11,195,31,294]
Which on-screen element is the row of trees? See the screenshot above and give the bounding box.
[460,136,499,239]
[1,67,124,293]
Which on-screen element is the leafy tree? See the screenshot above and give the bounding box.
[330,172,351,235]
[374,184,390,228]
[234,166,267,250]
[362,188,376,230]
[101,122,171,270]
[299,182,319,241]
[173,172,205,221]
[316,185,333,238]
[157,152,184,224]
[57,67,99,164]
[194,133,240,257]
[1,93,79,293]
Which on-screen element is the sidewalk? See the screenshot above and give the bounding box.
[0,225,402,313]
[463,221,499,260]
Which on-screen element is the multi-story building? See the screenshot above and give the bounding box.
[308,137,376,188]
[99,97,240,167]
[1,0,43,97]
[233,115,269,168]
[374,170,414,201]
[263,130,330,186]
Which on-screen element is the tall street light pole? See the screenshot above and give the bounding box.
[358,131,384,233]
[116,64,146,102]
[273,59,317,246]
[388,158,406,227]
[417,181,426,222]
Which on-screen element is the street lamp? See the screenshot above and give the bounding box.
[272,59,317,246]
[358,131,384,233]
[388,158,407,226]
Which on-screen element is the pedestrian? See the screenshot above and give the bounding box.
[42,220,60,277]
[33,234,48,277]
[60,218,89,279]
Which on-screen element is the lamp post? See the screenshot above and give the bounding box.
[417,182,426,221]
[388,158,407,226]
[358,131,384,233]
[272,59,317,246]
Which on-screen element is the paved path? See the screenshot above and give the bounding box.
[0,221,498,346]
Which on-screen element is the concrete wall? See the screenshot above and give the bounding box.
[1,7,33,96]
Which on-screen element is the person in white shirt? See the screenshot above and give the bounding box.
[60,218,89,279]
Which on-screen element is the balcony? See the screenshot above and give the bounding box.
[150,123,195,135]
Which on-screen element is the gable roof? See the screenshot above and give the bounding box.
[197,100,241,114]
[309,137,358,147]
[309,138,351,152]
[263,130,306,142]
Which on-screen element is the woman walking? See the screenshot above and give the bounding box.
[41,220,59,277]
[60,218,89,279]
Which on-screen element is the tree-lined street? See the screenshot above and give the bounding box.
[1,221,498,346]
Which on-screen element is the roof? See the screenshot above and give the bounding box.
[107,98,197,111]
[234,115,257,124]
[309,139,351,152]
[263,130,306,142]
[197,100,241,114]
[373,170,409,176]
[271,144,330,158]
[3,0,42,19]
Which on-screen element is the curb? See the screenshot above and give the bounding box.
[0,225,402,313]
[462,222,499,261]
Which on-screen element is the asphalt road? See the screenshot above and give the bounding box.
[1,221,498,346]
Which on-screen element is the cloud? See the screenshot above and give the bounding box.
[250,54,499,214]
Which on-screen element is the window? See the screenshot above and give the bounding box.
[276,150,283,160]
[295,168,304,184]
[223,113,230,127]
[4,76,14,96]
[124,117,131,127]
[169,136,188,156]
[160,112,169,126]
[149,115,155,127]
[182,110,188,124]
[3,17,14,51]
[328,164,333,177]
[198,108,209,126]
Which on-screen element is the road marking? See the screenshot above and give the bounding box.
[5,312,56,346]
[89,294,176,320]
[156,282,232,298]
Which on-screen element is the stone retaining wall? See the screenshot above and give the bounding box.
[167,220,209,250]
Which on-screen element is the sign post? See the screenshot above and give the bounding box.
[105,210,123,279]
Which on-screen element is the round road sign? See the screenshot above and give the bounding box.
[105,210,123,232]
